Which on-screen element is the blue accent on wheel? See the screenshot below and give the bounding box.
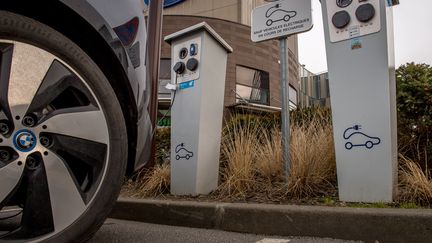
[13,129,37,152]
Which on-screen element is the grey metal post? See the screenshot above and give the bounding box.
[279,37,290,179]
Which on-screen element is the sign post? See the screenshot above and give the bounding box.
[279,37,290,178]
[251,0,313,178]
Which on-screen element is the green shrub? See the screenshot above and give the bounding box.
[290,106,332,127]
[223,112,279,132]
[224,106,332,133]
[396,63,432,173]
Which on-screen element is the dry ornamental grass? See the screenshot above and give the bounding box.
[288,119,336,198]
[216,111,336,200]
[398,155,432,205]
[123,163,171,198]
[123,108,432,207]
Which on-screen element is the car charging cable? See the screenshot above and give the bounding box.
[151,76,179,138]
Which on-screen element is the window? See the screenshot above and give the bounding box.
[158,59,172,94]
[235,66,270,105]
[289,85,297,109]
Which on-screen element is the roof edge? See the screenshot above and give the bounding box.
[164,22,233,53]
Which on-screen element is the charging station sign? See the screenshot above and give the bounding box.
[251,0,313,42]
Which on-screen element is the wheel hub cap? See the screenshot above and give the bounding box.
[13,129,37,152]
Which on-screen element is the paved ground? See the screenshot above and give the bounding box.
[113,198,432,242]
[90,219,361,243]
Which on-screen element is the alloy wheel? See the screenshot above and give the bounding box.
[0,40,110,242]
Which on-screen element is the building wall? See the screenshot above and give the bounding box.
[299,66,331,108]
[161,15,300,108]
[145,0,299,73]
[161,0,241,23]
[147,0,264,25]
[240,0,266,25]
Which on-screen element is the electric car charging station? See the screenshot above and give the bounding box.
[321,0,398,202]
[163,0,399,202]
[165,23,233,195]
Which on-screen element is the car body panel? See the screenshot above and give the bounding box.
[58,0,152,171]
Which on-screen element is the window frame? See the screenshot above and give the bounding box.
[235,65,270,105]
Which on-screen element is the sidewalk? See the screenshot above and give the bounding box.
[111,198,432,243]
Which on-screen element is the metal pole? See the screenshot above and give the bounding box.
[147,0,164,168]
[279,37,291,179]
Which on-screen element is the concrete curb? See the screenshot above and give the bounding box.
[111,198,432,243]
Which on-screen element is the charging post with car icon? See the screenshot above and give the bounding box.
[165,23,232,196]
[321,0,399,202]
[175,143,194,160]
[343,125,381,150]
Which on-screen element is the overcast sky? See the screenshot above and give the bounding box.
[298,0,431,73]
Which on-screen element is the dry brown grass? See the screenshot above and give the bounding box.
[288,119,336,198]
[255,129,283,180]
[124,112,432,207]
[398,155,432,205]
[123,163,171,198]
[216,113,336,200]
[217,118,264,198]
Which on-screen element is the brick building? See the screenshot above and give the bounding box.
[150,0,300,126]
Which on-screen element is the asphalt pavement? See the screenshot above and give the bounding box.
[90,219,361,243]
[111,198,432,242]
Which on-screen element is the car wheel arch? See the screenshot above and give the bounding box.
[0,1,139,175]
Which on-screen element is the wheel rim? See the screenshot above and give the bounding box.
[0,40,110,241]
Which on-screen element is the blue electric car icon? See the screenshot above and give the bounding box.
[175,143,194,160]
[265,4,297,26]
[343,125,381,150]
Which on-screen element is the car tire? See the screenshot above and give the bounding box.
[0,10,128,242]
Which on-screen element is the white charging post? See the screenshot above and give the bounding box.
[321,0,398,202]
[165,22,233,195]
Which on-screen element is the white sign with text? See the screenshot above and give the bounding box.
[251,0,313,42]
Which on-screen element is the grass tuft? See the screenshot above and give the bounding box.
[398,155,432,206]
[216,111,336,200]
[123,163,171,198]
[217,116,267,198]
[288,118,336,198]
[123,108,432,208]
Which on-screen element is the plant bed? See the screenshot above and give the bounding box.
[123,107,432,209]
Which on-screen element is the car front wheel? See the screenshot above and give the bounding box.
[0,11,128,242]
